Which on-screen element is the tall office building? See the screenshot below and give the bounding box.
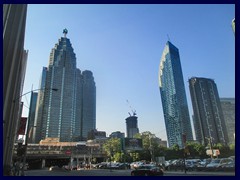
[220,98,235,144]
[189,77,228,145]
[158,41,193,148]
[27,92,38,143]
[32,67,47,143]
[3,4,28,174]
[126,115,139,138]
[34,30,96,142]
[81,70,96,140]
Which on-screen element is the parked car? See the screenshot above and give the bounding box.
[217,161,235,172]
[206,158,233,170]
[131,164,164,176]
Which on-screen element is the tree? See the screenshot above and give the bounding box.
[103,138,121,161]
[133,131,159,162]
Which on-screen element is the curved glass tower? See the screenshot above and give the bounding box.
[159,41,193,148]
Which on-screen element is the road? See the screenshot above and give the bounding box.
[24,168,235,176]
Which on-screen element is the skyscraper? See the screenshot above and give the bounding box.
[34,30,96,142]
[126,115,139,138]
[3,4,28,174]
[81,70,96,140]
[189,77,228,145]
[32,67,47,143]
[27,92,38,143]
[158,41,193,148]
[220,98,235,144]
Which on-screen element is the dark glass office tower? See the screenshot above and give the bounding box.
[189,77,229,145]
[27,92,38,143]
[34,30,96,142]
[81,70,96,140]
[159,41,193,148]
[220,98,235,144]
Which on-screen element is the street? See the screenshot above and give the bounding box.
[24,168,235,176]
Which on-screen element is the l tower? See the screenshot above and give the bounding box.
[158,41,193,148]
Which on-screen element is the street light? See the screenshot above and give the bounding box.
[14,88,58,176]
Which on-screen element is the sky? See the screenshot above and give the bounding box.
[22,4,235,141]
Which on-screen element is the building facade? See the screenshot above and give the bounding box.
[81,70,96,140]
[32,67,47,143]
[125,115,139,138]
[109,131,125,139]
[158,41,193,148]
[220,98,235,144]
[3,4,28,174]
[34,30,96,142]
[27,92,38,143]
[189,77,228,145]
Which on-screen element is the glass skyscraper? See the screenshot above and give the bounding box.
[34,30,96,142]
[81,70,96,139]
[220,98,235,144]
[189,77,229,145]
[159,41,193,148]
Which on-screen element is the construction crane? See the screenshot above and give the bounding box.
[126,100,137,116]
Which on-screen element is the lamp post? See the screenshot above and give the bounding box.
[15,88,58,176]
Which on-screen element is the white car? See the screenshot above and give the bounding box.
[206,158,233,168]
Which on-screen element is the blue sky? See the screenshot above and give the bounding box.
[22,4,235,141]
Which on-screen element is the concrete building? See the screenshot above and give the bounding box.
[126,115,139,138]
[88,129,106,140]
[189,77,228,145]
[3,4,28,174]
[220,98,235,144]
[158,41,193,148]
[109,131,125,139]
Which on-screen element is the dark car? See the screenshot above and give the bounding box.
[131,165,164,176]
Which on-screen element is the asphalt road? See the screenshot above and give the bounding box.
[24,168,235,176]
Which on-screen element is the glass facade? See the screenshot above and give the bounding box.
[159,41,193,148]
[189,77,229,145]
[34,33,96,142]
[220,98,235,144]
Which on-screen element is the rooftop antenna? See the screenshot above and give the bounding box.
[167,34,171,42]
[63,28,68,38]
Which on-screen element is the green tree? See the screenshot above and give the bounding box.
[133,131,159,162]
[103,138,121,160]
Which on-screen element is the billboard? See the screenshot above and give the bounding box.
[17,117,27,135]
[124,138,143,151]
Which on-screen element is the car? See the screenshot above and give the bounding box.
[206,158,233,170]
[131,164,164,176]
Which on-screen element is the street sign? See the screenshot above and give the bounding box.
[206,149,220,156]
